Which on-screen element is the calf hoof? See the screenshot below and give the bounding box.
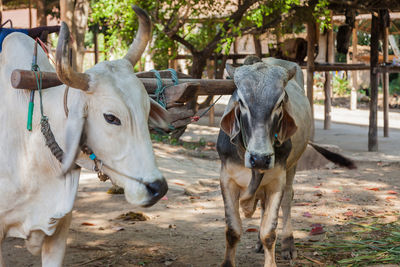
[221,260,234,267]
[255,239,264,253]
[281,236,297,260]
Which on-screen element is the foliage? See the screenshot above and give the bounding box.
[89,0,332,70]
[389,74,400,95]
[3,0,59,18]
[300,218,400,266]
[333,74,350,96]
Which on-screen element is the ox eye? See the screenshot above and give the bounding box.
[103,113,121,125]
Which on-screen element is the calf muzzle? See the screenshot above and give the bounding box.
[249,153,273,169]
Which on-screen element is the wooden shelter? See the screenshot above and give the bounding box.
[305,0,400,151]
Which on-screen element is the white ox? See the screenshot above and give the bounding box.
[0,6,169,266]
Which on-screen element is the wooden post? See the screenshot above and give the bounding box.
[368,12,379,151]
[383,18,390,137]
[93,28,98,64]
[324,13,333,130]
[350,21,358,110]
[206,59,215,126]
[307,20,316,139]
[28,0,32,28]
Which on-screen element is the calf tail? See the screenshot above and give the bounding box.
[309,142,357,169]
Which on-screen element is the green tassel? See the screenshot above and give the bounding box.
[27,101,34,131]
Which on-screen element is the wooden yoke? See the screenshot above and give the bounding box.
[11,69,63,89]
[11,69,236,101]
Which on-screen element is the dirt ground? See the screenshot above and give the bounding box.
[3,135,400,266]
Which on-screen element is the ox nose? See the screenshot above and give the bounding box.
[249,154,272,169]
[143,178,168,207]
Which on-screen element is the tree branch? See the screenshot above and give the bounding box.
[202,0,258,56]
[169,33,196,53]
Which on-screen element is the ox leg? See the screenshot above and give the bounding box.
[259,178,285,267]
[220,168,242,267]
[41,212,72,267]
[280,166,297,260]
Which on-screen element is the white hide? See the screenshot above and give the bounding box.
[0,32,165,263]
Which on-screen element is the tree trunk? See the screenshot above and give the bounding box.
[253,35,262,58]
[36,0,46,26]
[0,0,3,25]
[60,0,89,72]
[190,53,207,79]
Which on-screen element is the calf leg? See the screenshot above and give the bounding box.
[260,177,285,267]
[41,212,72,267]
[255,197,266,253]
[280,166,297,260]
[220,168,242,267]
[0,234,4,267]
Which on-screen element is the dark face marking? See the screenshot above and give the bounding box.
[233,63,288,162]
[226,227,240,247]
[263,230,277,250]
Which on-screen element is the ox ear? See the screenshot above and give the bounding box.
[149,98,171,131]
[62,97,87,174]
[220,95,241,141]
[277,93,297,144]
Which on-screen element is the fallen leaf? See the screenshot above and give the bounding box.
[332,189,341,193]
[310,224,325,235]
[190,196,200,199]
[387,190,398,195]
[303,212,312,218]
[116,211,149,221]
[366,187,380,191]
[174,182,185,186]
[344,211,353,217]
[81,222,96,226]
[314,191,323,197]
[161,196,168,200]
[386,196,397,200]
[246,228,258,232]
[294,202,311,206]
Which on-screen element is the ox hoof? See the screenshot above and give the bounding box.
[281,236,297,260]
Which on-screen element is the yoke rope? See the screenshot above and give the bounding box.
[150,68,179,108]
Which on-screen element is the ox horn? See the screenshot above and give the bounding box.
[124,5,152,67]
[56,21,90,91]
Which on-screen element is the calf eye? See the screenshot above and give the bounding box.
[103,113,121,125]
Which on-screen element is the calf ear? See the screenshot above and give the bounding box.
[277,94,297,144]
[62,97,87,174]
[225,63,236,79]
[287,65,297,82]
[149,98,171,131]
[220,97,241,142]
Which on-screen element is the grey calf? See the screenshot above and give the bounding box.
[217,57,354,267]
